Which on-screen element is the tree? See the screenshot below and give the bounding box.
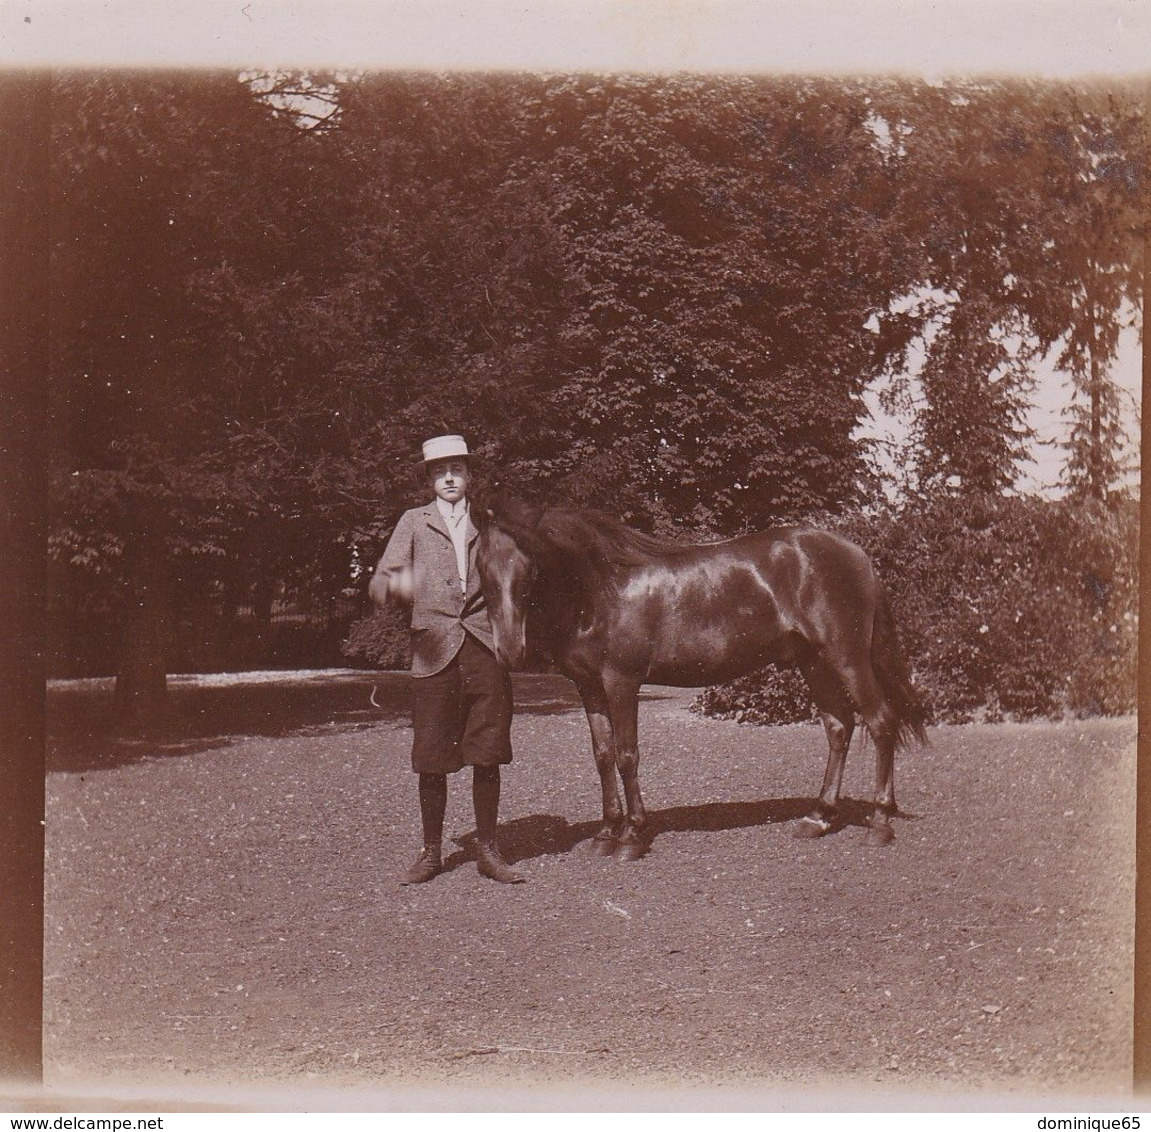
[49,72,354,729]
[324,75,927,536]
[497,76,925,533]
[863,80,1143,500]
[1046,89,1144,499]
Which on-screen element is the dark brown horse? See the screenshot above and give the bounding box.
[476,495,927,859]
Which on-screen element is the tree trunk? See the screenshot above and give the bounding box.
[114,531,172,735]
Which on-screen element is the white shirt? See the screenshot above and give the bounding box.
[435,496,469,592]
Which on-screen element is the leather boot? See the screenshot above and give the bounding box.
[401,844,443,885]
[475,840,525,884]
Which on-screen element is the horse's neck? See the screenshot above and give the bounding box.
[535,558,598,631]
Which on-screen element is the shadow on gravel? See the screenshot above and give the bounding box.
[444,795,901,866]
[48,670,606,775]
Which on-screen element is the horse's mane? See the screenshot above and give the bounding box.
[487,493,690,574]
[537,507,689,571]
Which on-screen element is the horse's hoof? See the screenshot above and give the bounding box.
[587,835,618,857]
[793,815,833,839]
[864,823,895,847]
[614,840,648,862]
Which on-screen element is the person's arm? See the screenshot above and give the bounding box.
[369,510,417,608]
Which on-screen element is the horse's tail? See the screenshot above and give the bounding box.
[871,585,929,750]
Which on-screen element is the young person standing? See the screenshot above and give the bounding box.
[369,435,523,885]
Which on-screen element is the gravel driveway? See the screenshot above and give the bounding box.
[43,671,1136,1109]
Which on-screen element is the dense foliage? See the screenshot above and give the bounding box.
[46,71,1143,728]
[341,604,411,671]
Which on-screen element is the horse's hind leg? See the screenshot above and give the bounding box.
[866,732,897,846]
[794,657,855,839]
[835,661,899,847]
[577,680,625,856]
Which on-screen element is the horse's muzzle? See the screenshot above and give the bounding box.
[493,627,526,670]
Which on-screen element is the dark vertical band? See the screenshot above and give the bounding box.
[0,69,50,1084]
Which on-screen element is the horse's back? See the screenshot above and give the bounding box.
[614,525,879,685]
[710,526,878,601]
[742,526,881,641]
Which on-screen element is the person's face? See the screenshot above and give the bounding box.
[428,458,469,504]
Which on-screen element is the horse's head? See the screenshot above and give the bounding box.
[476,493,545,670]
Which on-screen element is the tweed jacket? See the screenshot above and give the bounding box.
[371,502,496,677]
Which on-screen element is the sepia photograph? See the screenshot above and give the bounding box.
[2,0,1146,1115]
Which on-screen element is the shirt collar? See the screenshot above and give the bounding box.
[435,496,469,524]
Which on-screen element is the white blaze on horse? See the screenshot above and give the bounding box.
[476,494,927,859]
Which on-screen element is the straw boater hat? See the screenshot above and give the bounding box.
[421,434,470,464]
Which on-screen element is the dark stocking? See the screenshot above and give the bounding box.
[418,772,447,848]
[472,764,500,844]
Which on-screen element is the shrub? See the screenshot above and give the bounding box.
[694,667,818,725]
[341,603,411,669]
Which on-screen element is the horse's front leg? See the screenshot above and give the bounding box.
[604,672,647,861]
[577,681,626,856]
